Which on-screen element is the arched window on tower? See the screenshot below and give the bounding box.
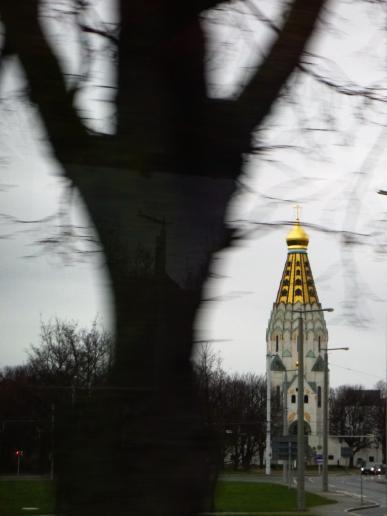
[318,336,321,353]
[317,386,322,408]
[275,335,279,353]
[304,394,309,403]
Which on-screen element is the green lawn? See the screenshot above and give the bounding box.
[0,480,55,516]
[215,481,336,513]
[0,478,335,515]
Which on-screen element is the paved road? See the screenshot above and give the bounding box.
[290,473,387,515]
[320,474,386,516]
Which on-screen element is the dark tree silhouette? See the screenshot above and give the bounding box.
[27,319,113,388]
[372,381,386,463]
[195,346,272,470]
[330,385,380,467]
[0,320,113,475]
[0,365,53,474]
[1,1,326,515]
[221,373,267,470]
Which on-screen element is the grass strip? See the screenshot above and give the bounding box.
[0,480,55,516]
[214,481,336,513]
[0,478,334,515]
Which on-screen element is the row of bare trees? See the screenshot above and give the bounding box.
[0,319,113,473]
[195,344,282,470]
[1,333,276,472]
[1,329,386,472]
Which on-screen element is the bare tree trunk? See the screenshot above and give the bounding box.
[54,167,234,515]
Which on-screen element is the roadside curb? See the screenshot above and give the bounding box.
[346,503,380,513]
[200,513,317,515]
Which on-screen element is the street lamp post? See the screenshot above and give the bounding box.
[323,347,328,493]
[321,346,349,493]
[296,314,305,511]
[283,368,289,484]
[266,352,272,475]
[282,366,298,485]
[376,190,387,494]
[293,307,334,512]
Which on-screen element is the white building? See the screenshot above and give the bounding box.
[266,216,326,459]
[266,217,381,467]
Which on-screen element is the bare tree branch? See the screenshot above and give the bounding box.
[234,0,326,141]
[244,0,280,34]
[299,61,387,102]
[1,0,90,164]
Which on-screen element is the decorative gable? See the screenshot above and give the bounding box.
[311,355,325,372]
[270,355,286,371]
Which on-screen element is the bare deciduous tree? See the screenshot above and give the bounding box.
[195,346,275,470]
[222,373,267,470]
[330,385,380,466]
[0,1,326,514]
[27,318,112,387]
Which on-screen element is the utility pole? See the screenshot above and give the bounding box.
[283,369,288,483]
[266,352,272,475]
[50,402,55,480]
[296,314,305,511]
[322,346,348,493]
[323,348,329,493]
[283,367,298,485]
[376,190,387,510]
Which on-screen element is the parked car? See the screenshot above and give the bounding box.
[374,464,386,475]
[361,463,385,475]
[361,463,376,475]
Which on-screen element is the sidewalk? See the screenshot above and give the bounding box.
[305,477,379,515]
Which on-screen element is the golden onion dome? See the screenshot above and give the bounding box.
[286,221,309,250]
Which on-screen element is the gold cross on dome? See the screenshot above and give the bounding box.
[294,204,302,222]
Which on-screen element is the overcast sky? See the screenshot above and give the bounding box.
[1,0,387,388]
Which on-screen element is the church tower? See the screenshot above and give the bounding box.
[266,214,328,452]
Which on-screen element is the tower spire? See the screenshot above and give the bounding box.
[286,209,309,251]
[294,204,301,223]
[276,213,316,304]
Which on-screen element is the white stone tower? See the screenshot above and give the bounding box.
[266,215,328,452]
